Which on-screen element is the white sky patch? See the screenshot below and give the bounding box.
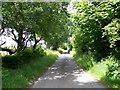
[0,35,17,48]
[0,35,46,48]
[0,28,47,48]
[5,37,17,47]
[67,5,77,14]
[67,0,77,14]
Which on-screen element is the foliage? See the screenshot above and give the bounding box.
[1,2,69,51]
[2,49,59,88]
[1,2,68,88]
[2,47,45,69]
[70,1,120,61]
[74,52,96,70]
[70,1,120,88]
[103,19,120,48]
[103,19,120,60]
[2,1,120,89]
[73,52,120,88]
[106,56,120,80]
[57,48,63,54]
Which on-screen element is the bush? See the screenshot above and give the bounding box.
[35,47,46,57]
[74,51,120,88]
[2,49,58,88]
[106,57,120,80]
[2,47,46,69]
[2,55,20,69]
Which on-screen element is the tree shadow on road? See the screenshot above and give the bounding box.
[30,54,111,89]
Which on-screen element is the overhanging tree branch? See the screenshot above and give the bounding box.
[0,47,15,55]
[0,28,5,36]
[0,41,6,46]
[11,29,18,42]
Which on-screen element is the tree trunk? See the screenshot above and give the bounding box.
[33,32,42,50]
[17,30,23,51]
[33,40,37,49]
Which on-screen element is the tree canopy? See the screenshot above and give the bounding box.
[69,1,120,61]
[1,2,69,52]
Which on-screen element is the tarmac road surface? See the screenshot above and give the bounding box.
[30,52,109,89]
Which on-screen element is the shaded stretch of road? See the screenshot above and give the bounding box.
[30,53,108,88]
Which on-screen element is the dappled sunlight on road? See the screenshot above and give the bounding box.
[30,54,108,88]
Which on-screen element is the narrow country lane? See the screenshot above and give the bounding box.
[30,53,108,88]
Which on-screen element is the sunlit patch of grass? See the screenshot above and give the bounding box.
[88,60,120,88]
[45,49,60,56]
[73,52,120,88]
[74,52,95,70]
[57,48,64,54]
[70,49,76,56]
[2,50,59,88]
[89,60,107,79]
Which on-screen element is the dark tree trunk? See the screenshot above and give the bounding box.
[33,40,37,49]
[17,30,24,51]
[1,48,15,55]
[33,32,42,49]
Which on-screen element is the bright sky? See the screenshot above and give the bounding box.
[67,0,77,13]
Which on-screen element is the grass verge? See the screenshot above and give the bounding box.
[2,49,59,88]
[71,51,120,88]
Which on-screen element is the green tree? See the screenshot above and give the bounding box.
[1,2,69,52]
[70,1,120,61]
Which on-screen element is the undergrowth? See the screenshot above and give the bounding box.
[72,51,120,88]
[2,48,59,88]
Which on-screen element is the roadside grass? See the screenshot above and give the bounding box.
[71,50,96,70]
[90,60,120,88]
[2,49,59,88]
[57,47,64,54]
[72,51,120,88]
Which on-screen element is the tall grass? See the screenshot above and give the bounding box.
[72,51,120,88]
[2,49,59,88]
